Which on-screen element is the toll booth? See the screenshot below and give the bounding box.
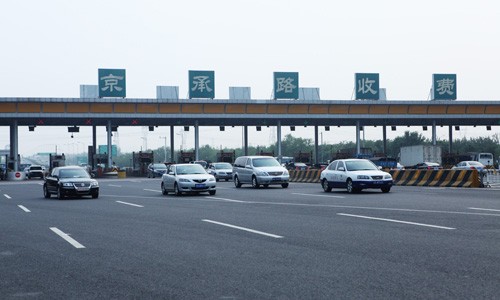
[178,151,195,163]
[133,151,153,177]
[49,153,66,172]
[216,150,235,163]
[295,151,313,165]
[92,153,109,177]
[257,150,274,157]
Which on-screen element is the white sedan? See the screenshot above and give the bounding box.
[320,159,393,193]
[161,163,216,196]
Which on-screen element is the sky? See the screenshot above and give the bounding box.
[0,0,499,157]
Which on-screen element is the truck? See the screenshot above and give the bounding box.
[399,145,442,168]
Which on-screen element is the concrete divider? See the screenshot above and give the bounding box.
[289,169,480,187]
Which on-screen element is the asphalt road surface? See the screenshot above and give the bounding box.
[1,178,499,299]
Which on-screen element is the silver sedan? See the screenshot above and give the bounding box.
[161,163,216,196]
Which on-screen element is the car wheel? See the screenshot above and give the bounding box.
[234,176,242,188]
[152,174,155,178]
[216,178,219,182]
[346,179,354,193]
[281,183,289,188]
[92,192,99,199]
[251,176,260,188]
[161,182,168,195]
[322,179,332,192]
[263,184,269,188]
[225,179,229,182]
[209,190,216,195]
[57,187,64,199]
[381,187,391,193]
[43,185,51,198]
[174,183,182,196]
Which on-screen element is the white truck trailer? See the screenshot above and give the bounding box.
[399,145,442,167]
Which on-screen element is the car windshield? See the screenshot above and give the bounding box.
[153,164,167,169]
[252,158,280,167]
[59,168,90,178]
[345,160,378,171]
[176,164,207,175]
[30,166,43,170]
[214,163,232,169]
[469,161,483,166]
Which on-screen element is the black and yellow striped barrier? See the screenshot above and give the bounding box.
[289,169,481,188]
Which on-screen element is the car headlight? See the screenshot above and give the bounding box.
[357,175,370,179]
[255,171,269,176]
[208,177,215,182]
[283,170,289,175]
[62,182,73,187]
[179,178,190,182]
[384,175,392,180]
[90,181,99,187]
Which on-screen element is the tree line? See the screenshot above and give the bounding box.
[112,131,500,167]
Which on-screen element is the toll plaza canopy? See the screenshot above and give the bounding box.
[1,98,500,127]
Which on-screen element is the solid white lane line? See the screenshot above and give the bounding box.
[50,227,86,249]
[144,189,161,193]
[338,213,456,230]
[205,197,246,203]
[4,194,11,199]
[292,193,345,199]
[202,219,284,239]
[468,207,500,212]
[116,201,144,207]
[18,205,31,212]
[108,184,122,187]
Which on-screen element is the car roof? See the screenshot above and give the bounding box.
[238,156,275,159]
[54,166,84,170]
[334,158,370,162]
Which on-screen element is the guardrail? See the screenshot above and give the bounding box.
[289,169,483,188]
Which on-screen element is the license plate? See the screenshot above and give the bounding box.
[195,184,206,188]
[77,187,89,191]
[272,177,281,181]
[373,181,383,185]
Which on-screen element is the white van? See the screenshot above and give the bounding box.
[232,156,289,188]
[472,153,494,167]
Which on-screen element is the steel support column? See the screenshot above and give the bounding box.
[356,121,361,156]
[92,125,97,170]
[194,121,199,161]
[107,121,112,168]
[382,125,387,155]
[432,121,437,146]
[448,125,453,153]
[277,121,282,164]
[9,120,19,171]
[170,126,175,162]
[243,126,248,156]
[314,126,319,165]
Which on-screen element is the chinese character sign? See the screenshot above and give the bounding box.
[432,74,457,100]
[189,70,215,99]
[274,72,299,99]
[98,69,126,98]
[355,73,379,100]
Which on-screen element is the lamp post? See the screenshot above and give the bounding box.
[159,136,167,162]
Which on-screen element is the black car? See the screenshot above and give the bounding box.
[43,166,99,199]
[147,163,168,178]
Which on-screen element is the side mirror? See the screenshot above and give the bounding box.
[245,165,252,169]
[338,167,345,171]
[378,166,383,170]
[168,171,175,175]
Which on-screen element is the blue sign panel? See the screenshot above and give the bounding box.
[98,69,126,98]
[274,72,299,99]
[355,73,379,100]
[189,70,215,99]
[432,74,457,100]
